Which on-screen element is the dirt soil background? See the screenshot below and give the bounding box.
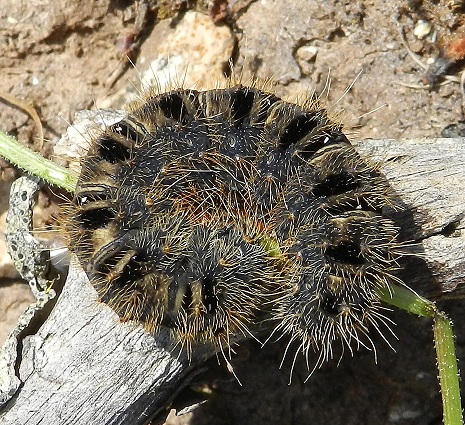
[1,1,465,424]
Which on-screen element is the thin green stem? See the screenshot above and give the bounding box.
[0,130,77,192]
[378,283,436,318]
[434,312,464,425]
[381,283,463,425]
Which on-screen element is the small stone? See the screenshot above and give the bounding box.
[413,20,432,40]
[137,11,235,90]
[296,45,319,63]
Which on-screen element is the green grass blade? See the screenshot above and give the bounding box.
[0,130,77,192]
[434,312,464,425]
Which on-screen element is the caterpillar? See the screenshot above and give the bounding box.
[62,84,404,369]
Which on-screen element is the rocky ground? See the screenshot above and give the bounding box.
[1,1,465,424]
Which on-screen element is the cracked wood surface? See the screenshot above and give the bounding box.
[0,137,464,425]
[355,138,465,298]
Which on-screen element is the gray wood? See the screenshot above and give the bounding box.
[0,256,210,425]
[355,138,465,297]
[1,137,464,425]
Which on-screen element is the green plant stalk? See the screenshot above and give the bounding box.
[378,283,436,317]
[381,284,463,425]
[0,130,77,192]
[434,312,464,425]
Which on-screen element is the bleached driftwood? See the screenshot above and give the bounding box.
[0,257,205,425]
[355,138,465,298]
[0,137,464,425]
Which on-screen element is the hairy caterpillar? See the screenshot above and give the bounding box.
[62,84,404,369]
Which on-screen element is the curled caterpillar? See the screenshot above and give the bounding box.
[62,84,404,367]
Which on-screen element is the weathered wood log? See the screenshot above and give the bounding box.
[1,137,464,425]
[0,257,202,425]
[355,138,465,298]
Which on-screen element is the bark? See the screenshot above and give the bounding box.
[1,137,464,425]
